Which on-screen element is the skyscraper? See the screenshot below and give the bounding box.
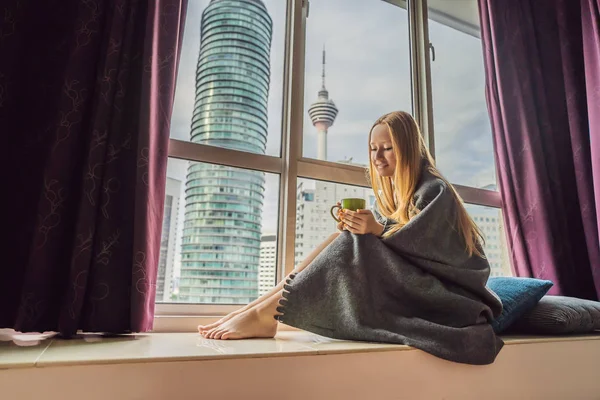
[258,234,277,296]
[157,178,182,302]
[308,48,338,161]
[178,0,273,304]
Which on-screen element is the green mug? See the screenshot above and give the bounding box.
[330,198,366,222]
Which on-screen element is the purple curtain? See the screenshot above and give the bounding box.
[1,0,187,335]
[479,0,600,299]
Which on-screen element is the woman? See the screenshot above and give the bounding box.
[199,111,503,365]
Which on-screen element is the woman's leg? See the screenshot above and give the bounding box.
[199,232,340,334]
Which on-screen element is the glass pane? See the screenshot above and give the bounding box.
[170,0,286,157]
[428,0,497,189]
[302,0,411,165]
[465,204,512,277]
[156,158,279,304]
[295,178,374,266]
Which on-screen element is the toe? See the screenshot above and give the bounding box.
[214,329,226,340]
[222,331,238,340]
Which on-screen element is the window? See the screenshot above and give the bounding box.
[302,0,411,164]
[155,0,510,321]
[156,158,279,305]
[427,0,496,189]
[423,1,509,273]
[169,0,287,157]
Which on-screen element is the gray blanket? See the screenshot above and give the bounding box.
[276,171,504,365]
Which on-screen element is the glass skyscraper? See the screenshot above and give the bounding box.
[178,0,272,304]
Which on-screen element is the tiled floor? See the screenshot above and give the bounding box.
[1,330,599,369]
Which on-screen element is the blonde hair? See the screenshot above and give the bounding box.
[368,111,485,257]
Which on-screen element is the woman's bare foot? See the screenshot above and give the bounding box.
[198,293,273,335]
[204,291,282,340]
[205,307,278,340]
[199,273,297,335]
[198,308,245,334]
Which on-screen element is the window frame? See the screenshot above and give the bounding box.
[153,0,503,326]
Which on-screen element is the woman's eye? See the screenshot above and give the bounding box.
[384,148,393,151]
[370,148,376,152]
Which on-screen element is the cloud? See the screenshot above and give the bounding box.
[426,17,496,186]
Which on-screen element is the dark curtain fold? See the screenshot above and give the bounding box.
[582,0,600,274]
[1,0,187,335]
[478,0,600,299]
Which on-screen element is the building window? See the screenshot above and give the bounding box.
[155,0,510,318]
[158,158,279,305]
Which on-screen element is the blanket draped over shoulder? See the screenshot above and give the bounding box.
[276,171,504,365]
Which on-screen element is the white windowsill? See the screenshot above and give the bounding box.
[2,329,600,369]
[2,330,600,399]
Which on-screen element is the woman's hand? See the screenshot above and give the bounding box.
[340,209,385,236]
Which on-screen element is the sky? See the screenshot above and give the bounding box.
[167,0,497,236]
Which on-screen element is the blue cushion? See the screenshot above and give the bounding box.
[486,277,553,334]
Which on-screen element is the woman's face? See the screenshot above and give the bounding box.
[370,124,397,177]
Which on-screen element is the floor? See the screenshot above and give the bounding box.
[2,328,599,369]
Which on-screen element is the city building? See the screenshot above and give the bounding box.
[178,0,272,304]
[465,185,512,277]
[258,234,277,296]
[156,178,181,302]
